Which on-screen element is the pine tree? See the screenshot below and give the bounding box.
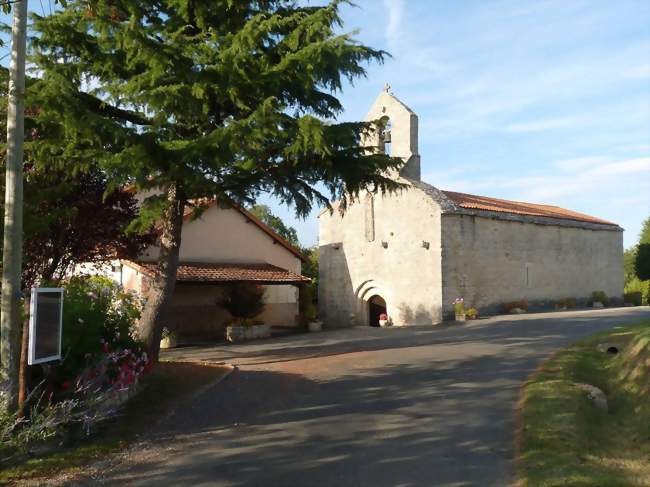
[30,0,403,360]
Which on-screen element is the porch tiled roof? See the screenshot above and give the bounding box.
[442,190,617,226]
[124,261,310,284]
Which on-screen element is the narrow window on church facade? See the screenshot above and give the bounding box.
[365,193,375,242]
[380,117,392,156]
[525,263,532,288]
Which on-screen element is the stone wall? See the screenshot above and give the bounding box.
[319,183,443,328]
[441,214,624,317]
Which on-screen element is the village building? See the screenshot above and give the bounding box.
[108,202,309,342]
[318,87,624,328]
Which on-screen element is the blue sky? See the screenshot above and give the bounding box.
[2,0,649,248]
[260,0,649,249]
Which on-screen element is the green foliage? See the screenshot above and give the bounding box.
[466,307,478,319]
[635,243,650,281]
[305,304,318,322]
[220,282,265,323]
[518,322,650,486]
[633,217,650,281]
[0,67,152,287]
[624,247,638,286]
[625,278,650,305]
[248,205,300,248]
[639,217,650,245]
[624,291,643,306]
[1,397,77,455]
[556,297,577,309]
[59,276,142,383]
[302,246,318,303]
[590,290,609,307]
[30,0,404,227]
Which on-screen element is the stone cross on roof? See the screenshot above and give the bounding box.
[383,82,391,93]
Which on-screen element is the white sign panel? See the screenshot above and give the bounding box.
[28,288,64,365]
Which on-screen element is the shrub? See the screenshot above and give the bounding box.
[305,304,318,322]
[466,308,479,319]
[220,282,265,324]
[298,285,314,328]
[556,297,577,309]
[501,300,528,313]
[624,291,643,306]
[452,297,465,315]
[59,276,143,385]
[591,290,609,307]
[625,278,650,305]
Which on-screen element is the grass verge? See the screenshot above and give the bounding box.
[517,320,650,487]
[0,361,231,485]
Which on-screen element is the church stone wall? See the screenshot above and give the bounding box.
[441,214,624,317]
[319,184,444,328]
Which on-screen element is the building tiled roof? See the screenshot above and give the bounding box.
[124,261,310,284]
[442,190,618,226]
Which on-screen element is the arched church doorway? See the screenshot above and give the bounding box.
[368,295,387,327]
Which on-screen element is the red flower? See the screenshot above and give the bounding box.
[62,381,72,390]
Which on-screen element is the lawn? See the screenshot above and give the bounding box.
[517,320,650,487]
[0,361,231,485]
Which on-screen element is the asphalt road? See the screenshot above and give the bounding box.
[87,307,650,487]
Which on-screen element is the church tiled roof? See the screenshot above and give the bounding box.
[441,190,618,226]
[124,261,310,284]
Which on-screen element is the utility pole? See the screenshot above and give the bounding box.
[1,0,28,413]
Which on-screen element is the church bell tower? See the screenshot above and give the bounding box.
[363,84,421,181]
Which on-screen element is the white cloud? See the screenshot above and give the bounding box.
[552,156,611,172]
[424,157,650,204]
[504,116,588,134]
[383,0,404,49]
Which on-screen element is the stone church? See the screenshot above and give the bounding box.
[318,87,623,327]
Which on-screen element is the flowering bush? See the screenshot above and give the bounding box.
[379,313,388,321]
[58,275,143,387]
[453,297,465,315]
[1,277,149,457]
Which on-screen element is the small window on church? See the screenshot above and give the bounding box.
[365,193,375,242]
[380,117,392,156]
[525,263,533,288]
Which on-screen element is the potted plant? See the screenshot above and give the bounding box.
[221,282,266,342]
[466,307,479,320]
[306,305,322,332]
[378,313,390,327]
[453,297,466,322]
[160,327,178,349]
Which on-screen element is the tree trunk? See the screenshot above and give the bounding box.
[1,0,28,413]
[138,184,185,362]
[17,292,30,418]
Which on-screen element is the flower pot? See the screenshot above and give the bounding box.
[308,321,323,332]
[379,319,390,328]
[455,313,466,322]
[160,334,178,349]
[253,324,270,338]
[226,325,244,343]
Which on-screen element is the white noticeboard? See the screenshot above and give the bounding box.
[28,288,64,365]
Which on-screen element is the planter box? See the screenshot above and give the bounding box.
[455,313,466,322]
[379,319,390,328]
[226,324,270,343]
[160,335,178,349]
[308,321,323,332]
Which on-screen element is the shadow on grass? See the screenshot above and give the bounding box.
[518,321,650,487]
[0,362,230,485]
